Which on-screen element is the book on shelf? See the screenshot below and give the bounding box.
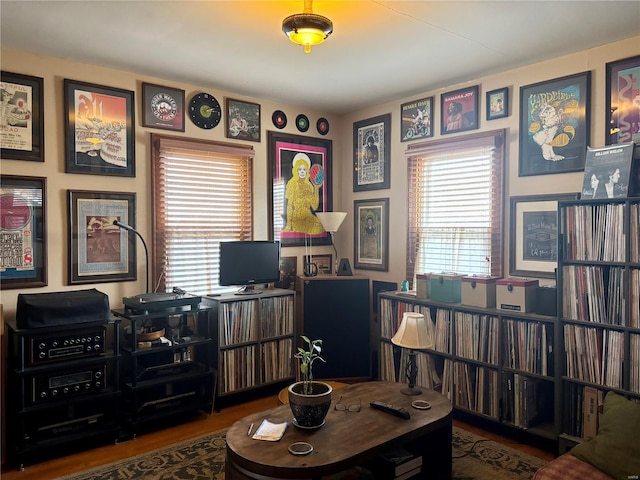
[582,386,599,440]
[369,447,422,478]
[581,142,635,199]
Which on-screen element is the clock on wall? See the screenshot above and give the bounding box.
[188,92,222,129]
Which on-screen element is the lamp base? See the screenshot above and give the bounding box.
[400,386,422,396]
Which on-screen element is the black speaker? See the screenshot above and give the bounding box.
[16,288,110,328]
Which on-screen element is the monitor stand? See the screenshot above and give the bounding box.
[234,285,263,296]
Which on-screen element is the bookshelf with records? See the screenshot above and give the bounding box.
[557,197,640,449]
[203,289,295,401]
[378,293,557,442]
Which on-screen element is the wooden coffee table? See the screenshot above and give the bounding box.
[225,381,453,479]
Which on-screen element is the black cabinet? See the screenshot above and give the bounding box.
[111,303,215,435]
[5,318,121,467]
[297,275,370,379]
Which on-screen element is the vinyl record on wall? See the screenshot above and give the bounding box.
[296,114,309,132]
[272,110,287,129]
[316,117,330,135]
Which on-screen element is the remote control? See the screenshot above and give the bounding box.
[369,400,411,419]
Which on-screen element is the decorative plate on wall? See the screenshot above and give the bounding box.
[296,114,309,132]
[317,117,330,135]
[272,110,287,129]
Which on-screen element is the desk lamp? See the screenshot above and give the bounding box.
[315,211,348,275]
[391,312,434,395]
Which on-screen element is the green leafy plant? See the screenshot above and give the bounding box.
[294,335,326,395]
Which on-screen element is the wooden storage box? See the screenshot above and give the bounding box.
[496,278,539,313]
[429,273,462,303]
[415,273,431,300]
[461,276,499,308]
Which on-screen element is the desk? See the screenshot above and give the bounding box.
[226,381,453,479]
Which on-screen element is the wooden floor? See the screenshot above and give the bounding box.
[0,391,555,480]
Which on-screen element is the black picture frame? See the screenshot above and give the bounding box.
[354,197,389,271]
[0,175,47,289]
[605,54,640,146]
[401,96,433,142]
[486,87,509,120]
[441,85,479,135]
[267,131,333,247]
[509,193,580,278]
[225,97,261,142]
[142,82,185,132]
[68,190,136,285]
[353,113,391,192]
[0,71,44,162]
[519,72,591,177]
[64,79,136,177]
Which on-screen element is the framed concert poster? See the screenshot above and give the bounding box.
[605,55,640,146]
[354,197,389,272]
[142,82,185,132]
[67,190,136,285]
[519,72,591,177]
[225,97,261,142]
[441,85,479,135]
[267,131,333,247]
[353,113,391,191]
[401,97,433,142]
[509,192,579,278]
[0,71,44,162]
[64,79,136,176]
[0,175,47,289]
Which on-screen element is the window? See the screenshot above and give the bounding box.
[405,129,505,282]
[151,134,254,295]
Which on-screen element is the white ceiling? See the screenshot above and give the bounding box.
[1,1,639,115]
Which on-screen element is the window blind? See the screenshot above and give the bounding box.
[151,134,254,295]
[406,130,504,282]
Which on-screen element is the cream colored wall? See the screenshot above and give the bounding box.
[339,36,640,288]
[0,48,343,318]
[2,37,639,317]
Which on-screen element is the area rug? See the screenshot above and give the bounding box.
[58,426,547,480]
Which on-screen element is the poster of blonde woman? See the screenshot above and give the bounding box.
[268,132,333,247]
[354,198,389,271]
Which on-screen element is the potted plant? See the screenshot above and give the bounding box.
[288,335,332,429]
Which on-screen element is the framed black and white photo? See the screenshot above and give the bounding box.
[353,113,391,191]
[68,190,136,285]
[274,256,297,290]
[486,87,509,120]
[0,175,47,289]
[519,72,591,177]
[225,98,261,142]
[0,71,44,162]
[354,197,389,271]
[509,193,579,278]
[64,79,136,176]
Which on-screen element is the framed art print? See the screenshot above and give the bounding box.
[142,82,185,132]
[354,197,389,272]
[64,79,136,176]
[353,113,391,192]
[509,193,579,278]
[274,256,297,290]
[519,71,591,177]
[0,175,47,289]
[68,190,136,285]
[486,87,509,120]
[605,55,640,146]
[267,131,332,247]
[0,71,44,162]
[401,97,433,142]
[441,85,479,135]
[225,97,261,142]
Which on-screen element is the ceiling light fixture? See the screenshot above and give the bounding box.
[282,0,333,54]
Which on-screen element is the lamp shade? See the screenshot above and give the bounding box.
[315,211,347,233]
[391,312,433,350]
